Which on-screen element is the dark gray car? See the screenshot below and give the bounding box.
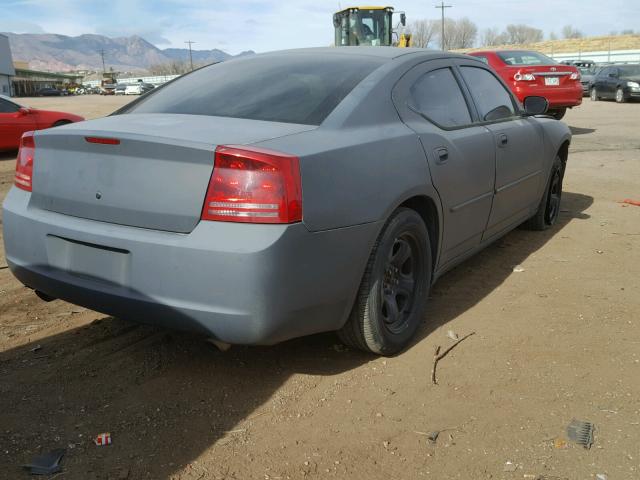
[2,48,571,355]
[590,64,640,103]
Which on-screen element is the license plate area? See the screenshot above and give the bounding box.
[46,235,131,286]
[545,77,560,86]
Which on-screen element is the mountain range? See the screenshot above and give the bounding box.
[2,32,254,72]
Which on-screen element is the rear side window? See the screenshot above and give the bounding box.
[409,68,471,128]
[460,67,516,122]
[119,55,385,125]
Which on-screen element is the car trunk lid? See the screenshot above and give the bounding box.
[30,114,315,233]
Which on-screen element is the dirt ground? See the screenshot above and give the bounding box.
[1,96,639,480]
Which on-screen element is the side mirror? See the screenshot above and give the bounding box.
[523,96,548,116]
[17,107,31,116]
[400,13,406,26]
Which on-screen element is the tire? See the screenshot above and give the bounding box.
[523,156,564,231]
[615,87,626,103]
[338,208,432,355]
[549,108,566,120]
[590,87,598,101]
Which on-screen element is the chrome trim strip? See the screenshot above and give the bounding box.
[495,169,542,194]
[450,191,494,213]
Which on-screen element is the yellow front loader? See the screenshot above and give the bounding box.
[333,6,412,47]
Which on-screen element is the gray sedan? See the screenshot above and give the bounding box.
[2,47,570,355]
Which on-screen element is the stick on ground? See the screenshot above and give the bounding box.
[431,332,476,385]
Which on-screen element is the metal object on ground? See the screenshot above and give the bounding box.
[567,419,594,449]
[22,448,65,475]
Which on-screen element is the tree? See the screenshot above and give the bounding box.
[480,27,507,47]
[621,29,635,35]
[148,61,192,75]
[562,25,583,39]
[549,31,558,41]
[451,17,478,49]
[504,24,543,44]
[410,19,439,48]
[439,17,478,49]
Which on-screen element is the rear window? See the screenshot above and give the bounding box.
[497,51,557,66]
[119,54,386,125]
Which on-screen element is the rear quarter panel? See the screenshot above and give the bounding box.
[257,124,438,232]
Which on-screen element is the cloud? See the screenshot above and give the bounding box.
[0,20,46,34]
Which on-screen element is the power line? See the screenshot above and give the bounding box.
[99,49,106,73]
[185,40,196,71]
[435,2,452,50]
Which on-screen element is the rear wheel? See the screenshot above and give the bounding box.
[590,87,599,101]
[548,108,567,120]
[615,87,626,103]
[338,208,431,355]
[523,155,564,231]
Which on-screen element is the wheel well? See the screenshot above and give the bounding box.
[400,196,439,271]
[558,140,570,170]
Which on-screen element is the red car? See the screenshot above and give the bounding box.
[468,50,582,120]
[0,95,84,151]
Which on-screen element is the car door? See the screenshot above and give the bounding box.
[0,98,37,150]
[597,67,615,98]
[392,60,496,267]
[605,67,620,98]
[456,62,545,240]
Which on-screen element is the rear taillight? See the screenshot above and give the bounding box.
[569,72,581,81]
[201,145,302,224]
[514,72,535,82]
[15,131,35,192]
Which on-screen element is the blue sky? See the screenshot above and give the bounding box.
[0,0,637,54]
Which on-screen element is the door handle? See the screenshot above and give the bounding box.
[435,147,449,164]
[498,134,508,147]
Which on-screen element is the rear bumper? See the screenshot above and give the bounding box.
[511,84,583,108]
[2,187,379,344]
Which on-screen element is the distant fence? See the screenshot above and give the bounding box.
[83,74,181,87]
[548,49,640,64]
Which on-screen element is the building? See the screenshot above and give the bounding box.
[11,67,83,96]
[0,33,16,95]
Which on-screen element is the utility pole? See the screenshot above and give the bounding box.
[185,40,195,71]
[99,49,106,73]
[435,1,452,50]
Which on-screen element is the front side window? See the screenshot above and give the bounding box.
[409,68,471,128]
[460,67,516,122]
[119,55,385,125]
[619,65,640,77]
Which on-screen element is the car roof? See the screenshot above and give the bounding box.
[253,46,463,61]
